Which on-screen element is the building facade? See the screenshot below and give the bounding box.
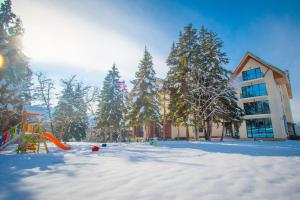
[231,52,295,140]
[132,52,295,140]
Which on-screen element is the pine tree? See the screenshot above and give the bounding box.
[128,47,160,139]
[166,24,242,141]
[96,64,123,142]
[188,26,242,140]
[53,76,89,141]
[119,81,130,141]
[53,76,76,141]
[68,82,88,141]
[0,0,32,133]
[165,24,198,140]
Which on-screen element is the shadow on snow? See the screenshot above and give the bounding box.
[158,140,300,157]
[0,151,65,200]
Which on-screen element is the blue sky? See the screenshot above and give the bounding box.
[12,0,300,122]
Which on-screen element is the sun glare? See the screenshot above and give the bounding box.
[0,52,5,68]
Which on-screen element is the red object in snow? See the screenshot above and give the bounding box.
[92,146,100,151]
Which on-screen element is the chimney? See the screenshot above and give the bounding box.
[285,70,290,81]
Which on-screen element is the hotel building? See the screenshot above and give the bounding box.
[132,52,296,140]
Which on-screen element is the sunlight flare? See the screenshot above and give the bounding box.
[0,51,5,68]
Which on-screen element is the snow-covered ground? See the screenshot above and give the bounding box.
[1,141,300,200]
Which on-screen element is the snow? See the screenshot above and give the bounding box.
[139,106,145,113]
[1,141,300,200]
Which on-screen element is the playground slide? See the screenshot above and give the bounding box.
[42,132,71,150]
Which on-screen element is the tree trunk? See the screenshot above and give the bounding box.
[146,124,150,140]
[47,106,54,134]
[230,123,234,138]
[193,114,198,141]
[194,124,198,141]
[186,126,189,140]
[104,128,107,143]
[206,118,212,141]
[109,127,112,142]
[49,121,54,135]
[163,91,166,140]
[220,121,225,142]
[203,120,208,141]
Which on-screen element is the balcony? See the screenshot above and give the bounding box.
[240,83,268,99]
[242,67,263,81]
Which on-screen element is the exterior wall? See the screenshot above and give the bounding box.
[265,69,287,138]
[170,123,223,139]
[163,122,172,139]
[171,125,194,139]
[280,84,293,123]
[235,57,293,139]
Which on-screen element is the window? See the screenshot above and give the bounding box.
[246,118,273,138]
[244,100,270,115]
[242,67,262,81]
[137,126,144,137]
[287,122,296,136]
[241,83,267,98]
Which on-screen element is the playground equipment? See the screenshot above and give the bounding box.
[0,110,71,153]
[42,132,71,150]
[92,146,100,151]
[150,139,158,147]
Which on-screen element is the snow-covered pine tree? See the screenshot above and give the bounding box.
[53,76,89,141]
[0,0,32,133]
[119,81,130,142]
[216,85,243,141]
[68,82,88,141]
[165,24,198,140]
[128,47,160,139]
[187,26,242,140]
[53,76,76,141]
[96,64,123,142]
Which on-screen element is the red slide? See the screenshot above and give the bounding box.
[42,132,71,150]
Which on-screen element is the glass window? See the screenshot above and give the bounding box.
[287,123,296,135]
[241,83,267,98]
[246,118,273,138]
[242,67,262,81]
[138,126,143,137]
[244,100,270,115]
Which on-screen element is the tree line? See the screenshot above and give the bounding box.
[0,0,243,142]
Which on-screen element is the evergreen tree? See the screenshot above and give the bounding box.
[53,76,75,140]
[0,0,32,132]
[128,47,160,139]
[188,26,242,140]
[165,24,198,139]
[53,76,88,141]
[166,24,242,141]
[119,81,130,141]
[96,64,123,142]
[68,82,88,141]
